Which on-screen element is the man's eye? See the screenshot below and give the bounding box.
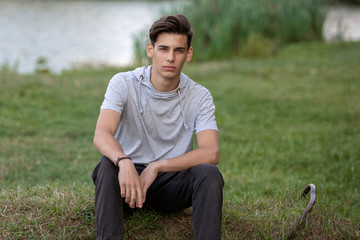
[176,49,184,53]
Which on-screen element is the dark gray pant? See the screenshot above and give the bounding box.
[92,156,224,240]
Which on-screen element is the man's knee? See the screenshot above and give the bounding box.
[92,156,118,185]
[191,164,224,189]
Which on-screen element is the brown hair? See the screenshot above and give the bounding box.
[149,14,193,49]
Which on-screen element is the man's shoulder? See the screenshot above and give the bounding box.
[182,74,212,96]
[111,67,140,81]
[108,66,146,86]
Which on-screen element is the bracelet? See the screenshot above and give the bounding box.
[116,157,132,167]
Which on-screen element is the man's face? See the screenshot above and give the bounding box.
[147,33,193,85]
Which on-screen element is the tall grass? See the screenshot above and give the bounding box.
[133,0,325,63]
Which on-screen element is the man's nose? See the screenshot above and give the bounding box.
[167,51,175,62]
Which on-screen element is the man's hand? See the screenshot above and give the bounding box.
[118,159,144,208]
[139,163,159,202]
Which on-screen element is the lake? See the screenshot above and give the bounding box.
[323,4,360,42]
[0,0,179,73]
[0,0,359,74]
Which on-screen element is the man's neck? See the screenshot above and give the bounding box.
[150,74,180,92]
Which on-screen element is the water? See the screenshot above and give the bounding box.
[0,0,178,73]
[323,4,360,42]
[0,1,359,74]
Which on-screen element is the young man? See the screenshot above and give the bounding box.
[92,14,224,240]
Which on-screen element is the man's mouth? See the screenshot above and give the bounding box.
[163,66,176,71]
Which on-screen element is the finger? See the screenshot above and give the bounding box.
[130,186,137,208]
[125,187,131,204]
[141,184,148,204]
[120,183,126,198]
[136,187,144,208]
[119,176,126,198]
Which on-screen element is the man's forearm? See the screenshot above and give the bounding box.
[152,146,219,173]
[93,130,128,164]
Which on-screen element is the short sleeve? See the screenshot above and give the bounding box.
[100,73,128,114]
[195,90,218,133]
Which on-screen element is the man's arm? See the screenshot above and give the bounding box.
[93,109,144,208]
[155,129,219,172]
[93,109,125,163]
[140,129,219,198]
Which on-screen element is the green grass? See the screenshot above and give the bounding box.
[1,41,360,239]
[186,42,360,221]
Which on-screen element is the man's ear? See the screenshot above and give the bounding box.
[186,47,193,62]
[146,42,153,58]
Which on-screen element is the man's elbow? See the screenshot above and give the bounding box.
[209,147,219,165]
[93,131,102,149]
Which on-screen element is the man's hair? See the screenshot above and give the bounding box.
[149,14,193,49]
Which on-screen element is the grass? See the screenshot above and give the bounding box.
[1,41,360,239]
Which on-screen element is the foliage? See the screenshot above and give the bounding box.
[0,60,19,73]
[187,0,325,60]
[132,29,151,67]
[240,33,276,58]
[133,0,326,63]
[331,0,360,4]
[35,56,51,74]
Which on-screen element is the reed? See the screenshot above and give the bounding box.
[133,0,325,63]
[186,0,325,60]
